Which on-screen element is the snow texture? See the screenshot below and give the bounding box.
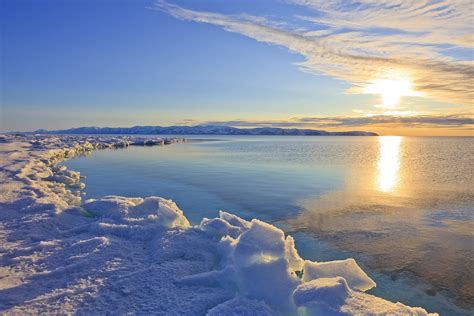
[0,134,436,315]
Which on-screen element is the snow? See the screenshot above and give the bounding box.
[207,296,274,316]
[81,196,190,228]
[0,134,436,315]
[293,277,351,310]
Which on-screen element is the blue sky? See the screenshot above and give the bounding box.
[1,0,473,135]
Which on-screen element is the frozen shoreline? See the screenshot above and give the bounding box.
[0,134,436,315]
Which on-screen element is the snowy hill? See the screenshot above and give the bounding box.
[33,125,378,136]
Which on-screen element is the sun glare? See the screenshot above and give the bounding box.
[377,136,402,192]
[364,73,420,108]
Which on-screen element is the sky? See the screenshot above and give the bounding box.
[1,0,473,135]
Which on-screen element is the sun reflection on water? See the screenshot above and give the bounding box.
[377,136,402,192]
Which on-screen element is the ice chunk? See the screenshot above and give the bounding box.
[285,235,304,272]
[219,210,251,230]
[343,291,438,315]
[293,277,352,308]
[206,296,274,316]
[133,197,190,228]
[303,258,376,292]
[199,217,242,238]
[199,211,252,239]
[222,219,301,311]
[236,258,299,311]
[233,219,286,267]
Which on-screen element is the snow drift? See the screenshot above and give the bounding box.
[0,134,436,315]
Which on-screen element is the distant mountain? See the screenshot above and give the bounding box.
[33,125,378,136]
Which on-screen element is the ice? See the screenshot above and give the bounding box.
[226,220,302,310]
[0,134,437,315]
[285,235,305,272]
[293,277,352,311]
[232,219,288,266]
[133,196,190,228]
[199,217,243,238]
[218,210,251,230]
[302,259,376,292]
[192,218,304,310]
[207,296,274,316]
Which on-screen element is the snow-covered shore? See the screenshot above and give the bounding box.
[0,134,436,315]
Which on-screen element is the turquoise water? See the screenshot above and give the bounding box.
[64,136,473,315]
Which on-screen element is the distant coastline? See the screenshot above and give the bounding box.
[32,125,378,136]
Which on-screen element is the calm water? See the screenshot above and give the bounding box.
[64,136,474,315]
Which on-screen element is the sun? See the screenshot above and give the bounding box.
[364,72,420,108]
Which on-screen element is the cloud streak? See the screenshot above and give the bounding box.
[201,113,474,129]
[154,0,474,106]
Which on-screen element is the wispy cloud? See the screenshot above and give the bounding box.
[201,113,474,129]
[153,0,474,106]
[292,0,472,45]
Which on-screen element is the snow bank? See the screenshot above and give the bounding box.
[0,134,437,315]
[0,134,183,214]
[81,196,190,228]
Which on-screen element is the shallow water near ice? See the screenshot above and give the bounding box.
[63,135,473,315]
